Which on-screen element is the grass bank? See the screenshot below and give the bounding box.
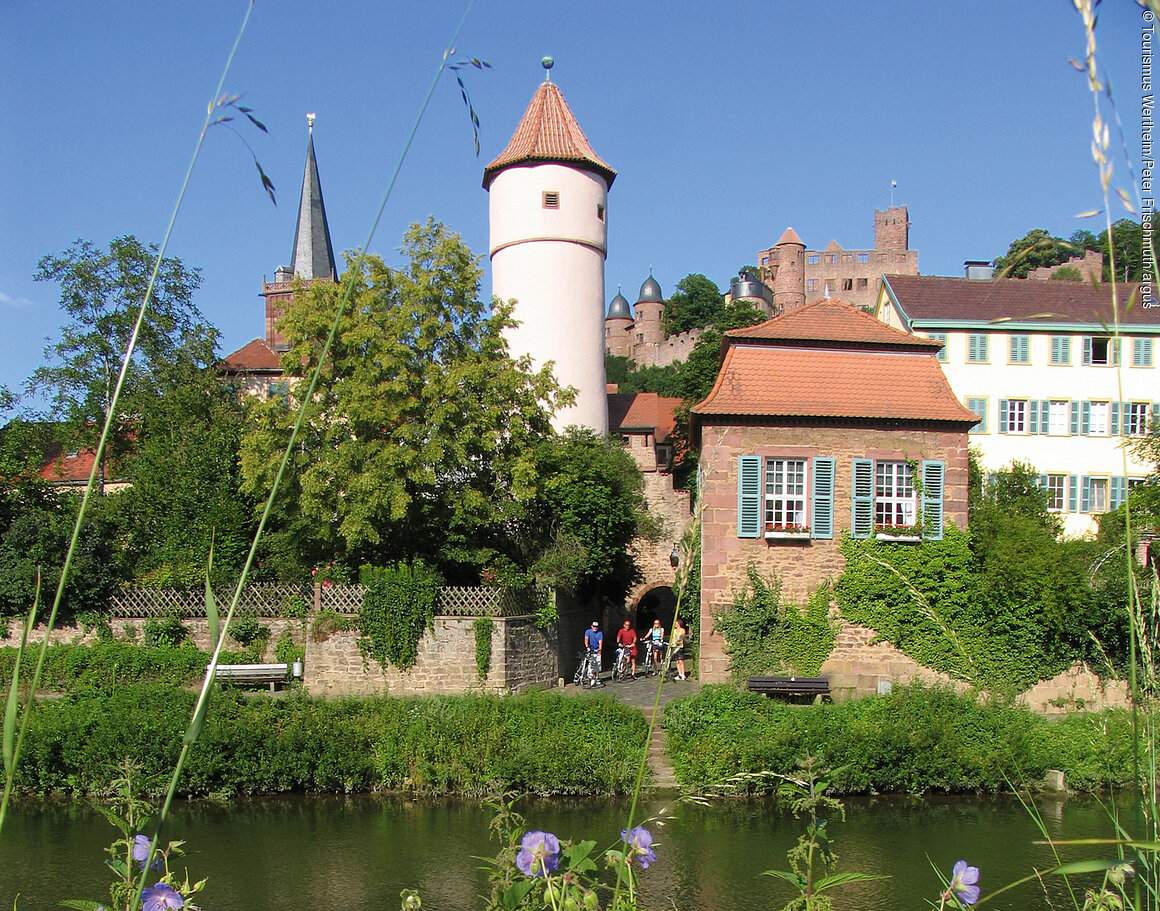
[664,684,1138,794]
[11,683,646,798]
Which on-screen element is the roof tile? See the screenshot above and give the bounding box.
[483,81,616,189]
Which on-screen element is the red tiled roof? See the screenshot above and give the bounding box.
[219,338,283,373]
[727,297,943,351]
[609,392,681,441]
[883,275,1156,326]
[776,227,803,246]
[39,447,98,484]
[693,344,977,424]
[483,81,616,189]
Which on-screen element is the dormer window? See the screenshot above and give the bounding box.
[542,191,559,209]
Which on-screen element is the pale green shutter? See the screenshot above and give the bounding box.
[998,399,1008,434]
[1029,400,1039,434]
[921,460,945,540]
[737,456,762,538]
[1070,400,1080,435]
[1081,401,1091,435]
[851,458,874,539]
[1111,401,1120,436]
[1040,400,1050,434]
[810,457,835,540]
[1067,475,1078,512]
[1080,476,1091,513]
[1083,337,1093,365]
[1111,477,1126,509]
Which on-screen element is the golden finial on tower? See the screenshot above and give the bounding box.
[307,112,316,134]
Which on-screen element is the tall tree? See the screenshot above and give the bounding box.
[660,273,725,336]
[1098,218,1143,282]
[103,359,254,584]
[239,220,566,581]
[28,236,214,462]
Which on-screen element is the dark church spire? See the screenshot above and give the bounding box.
[289,113,337,280]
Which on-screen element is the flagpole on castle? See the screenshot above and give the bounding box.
[890,179,897,207]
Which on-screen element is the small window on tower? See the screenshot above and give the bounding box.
[596,203,605,221]
[543,191,560,209]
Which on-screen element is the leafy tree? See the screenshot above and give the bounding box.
[28,237,215,480]
[992,228,1077,278]
[103,359,254,584]
[239,220,565,582]
[1098,218,1143,282]
[660,273,725,336]
[0,421,117,620]
[1049,266,1084,281]
[524,428,660,598]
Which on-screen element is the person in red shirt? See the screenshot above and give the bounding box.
[616,619,638,678]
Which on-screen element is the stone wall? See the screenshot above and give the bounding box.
[304,614,557,696]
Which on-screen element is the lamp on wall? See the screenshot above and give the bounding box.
[669,544,680,568]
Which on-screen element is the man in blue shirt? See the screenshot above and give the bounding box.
[583,621,604,687]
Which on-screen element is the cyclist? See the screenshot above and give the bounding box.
[583,620,604,687]
[671,616,688,680]
[648,618,665,673]
[615,619,638,678]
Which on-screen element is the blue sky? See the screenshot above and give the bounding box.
[0,1,1143,413]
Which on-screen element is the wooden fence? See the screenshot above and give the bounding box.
[110,582,550,619]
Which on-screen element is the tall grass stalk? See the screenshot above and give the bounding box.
[0,1,258,843]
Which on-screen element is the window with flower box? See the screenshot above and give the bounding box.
[851,458,944,540]
[737,455,835,540]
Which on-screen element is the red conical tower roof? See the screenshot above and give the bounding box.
[483,80,616,189]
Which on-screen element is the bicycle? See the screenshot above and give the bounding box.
[573,649,602,687]
[641,641,664,677]
[612,646,631,682]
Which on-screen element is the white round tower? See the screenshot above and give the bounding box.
[484,59,616,434]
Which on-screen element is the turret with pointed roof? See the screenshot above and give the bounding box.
[262,116,338,350]
[486,60,615,434]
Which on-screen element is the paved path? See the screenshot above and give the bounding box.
[565,670,700,791]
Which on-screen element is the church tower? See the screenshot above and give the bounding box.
[484,59,616,434]
[262,114,338,350]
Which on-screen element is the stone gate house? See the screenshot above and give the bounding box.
[691,298,976,684]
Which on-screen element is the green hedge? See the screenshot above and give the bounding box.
[0,641,255,693]
[663,685,1138,794]
[11,684,647,797]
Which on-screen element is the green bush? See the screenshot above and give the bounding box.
[357,562,441,671]
[273,629,304,665]
[712,566,837,682]
[473,616,494,679]
[142,613,189,649]
[12,684,647,797]
[663,684,1139,795]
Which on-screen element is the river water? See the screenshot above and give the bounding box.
[0,793,1135,910]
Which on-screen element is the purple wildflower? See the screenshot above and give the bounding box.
[621,825,657,870]
[142,883,184,911]
[515,830,560,878]
[132,834,162,871]
[948,860,980,906]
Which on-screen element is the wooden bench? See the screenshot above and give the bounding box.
[214,662,293,691]
[747,675,830,701]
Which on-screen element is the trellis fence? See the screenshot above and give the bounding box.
[109,582,550,619]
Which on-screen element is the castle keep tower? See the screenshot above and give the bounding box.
[771,227,806,313]
[261,116,337,350]
[874,205,909,252]
[484,60,616,434]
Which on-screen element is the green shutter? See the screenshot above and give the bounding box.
[998,399,1008,434]
[851,458,874,539]
[1081,401,1091,435]
[1114,338,1122,365]
[966,397,987,433]
[1029,400,1039,434]
[1111,476,1126,509]
[1067,475,1078,512]
[1111,401,1120,436]
[1083,336,1093,365]
[1040,400,1050,434]
[737,456,762,538]
[1152,402,1160,433]
[968,335,978,362]
[810,457,835,540]
[1070,400,1080,435]
[921,460,945,540]
[1080,476,1091,513]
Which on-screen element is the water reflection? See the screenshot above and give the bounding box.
[0,793,1133,911]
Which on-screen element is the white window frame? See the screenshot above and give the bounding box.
[1089,401,1110,436]
[1127,402,1150,436]
[1007,399,1028,434]
[1047,400,1069,435]
[874,461,917,528]
[1045,474,1066,512]
[1088,477,1109,513]
[764,458,808,532]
